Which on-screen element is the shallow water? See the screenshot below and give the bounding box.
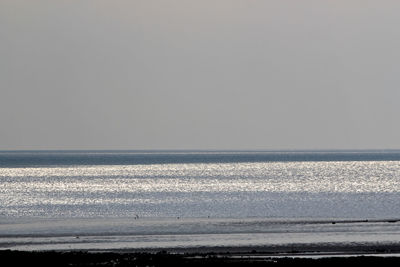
[1,217,399,251]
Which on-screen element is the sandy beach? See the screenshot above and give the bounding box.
[2,220,400,266]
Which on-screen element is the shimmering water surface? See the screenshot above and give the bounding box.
[1,151,399,250]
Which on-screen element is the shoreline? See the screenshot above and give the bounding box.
[98,242,400,254]
[4,242,400,256]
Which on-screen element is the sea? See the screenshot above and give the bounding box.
[0,150,399,251]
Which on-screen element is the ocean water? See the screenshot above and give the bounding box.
[0,150,399,251]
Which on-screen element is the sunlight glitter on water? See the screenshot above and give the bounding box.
[1,161,399,218]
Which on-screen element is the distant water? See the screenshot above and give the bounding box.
[1,150,399,250]
[2,150,400,167]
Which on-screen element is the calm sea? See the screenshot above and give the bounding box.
[1,150,399,250]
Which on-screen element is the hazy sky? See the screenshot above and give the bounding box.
[1,1,400,150]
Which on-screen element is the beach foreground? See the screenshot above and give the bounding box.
[1,250,400,267]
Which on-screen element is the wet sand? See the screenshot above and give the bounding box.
[117,242,400,254]
[1,250,400,266]
[2,243,400,267]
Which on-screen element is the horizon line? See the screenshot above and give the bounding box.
[1,148,400,152]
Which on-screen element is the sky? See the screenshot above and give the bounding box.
[1,1,400,150]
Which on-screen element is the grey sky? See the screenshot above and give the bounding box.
[1,1,400,150]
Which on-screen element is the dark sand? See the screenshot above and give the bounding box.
[2,244,400,267]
